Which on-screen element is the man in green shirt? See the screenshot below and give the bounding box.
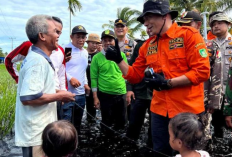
[90,30,128,136]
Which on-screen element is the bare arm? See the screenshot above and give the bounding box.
[22,90,75,106]
[93,91,100,108]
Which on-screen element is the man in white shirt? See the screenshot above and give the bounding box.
[63,25,90,134]
[5,16,67,120]
[15,14,75,157]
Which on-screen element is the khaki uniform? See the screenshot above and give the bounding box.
[205,34,232,110]
[118,37,136,62]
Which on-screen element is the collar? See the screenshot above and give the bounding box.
[150,22,178,42]
[70,42,84,50]
[124,36,129,44]
[163,22,178,39]
[215,33,232,45]
[101,49,106,55]
[31,45,55,71]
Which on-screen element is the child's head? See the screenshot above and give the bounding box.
[42,120,78,157]
[168,112,205,151]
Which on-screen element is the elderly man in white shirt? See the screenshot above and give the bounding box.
[15,14,75,157]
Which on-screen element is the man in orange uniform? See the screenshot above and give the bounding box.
[105,0,210,156]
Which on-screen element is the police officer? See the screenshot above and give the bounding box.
[105,0,210,156]
[207,12,232,136]
[114,19,136,62]
[114,19,137,120]
[177,11,202,32]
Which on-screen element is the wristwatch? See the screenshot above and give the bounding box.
[167,79,173,88]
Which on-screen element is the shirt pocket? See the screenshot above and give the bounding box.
[167,50,189,72]
[225,50,231,65]
[146,54,158,65]
[146,54,161,72]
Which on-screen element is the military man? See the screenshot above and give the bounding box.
[207,12,232,136]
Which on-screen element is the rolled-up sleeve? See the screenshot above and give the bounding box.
[184,31,210,85]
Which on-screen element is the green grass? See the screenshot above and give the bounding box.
[0,64,17,139]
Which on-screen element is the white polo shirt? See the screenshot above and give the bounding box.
[15,46,57,147]
[64,42,88,95]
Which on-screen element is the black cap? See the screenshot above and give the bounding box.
[114,19,127,26]
[177,11,202,24]
[137,0,178,24]
[71,25,88,34]
[101,30,115,39]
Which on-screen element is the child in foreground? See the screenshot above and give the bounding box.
[169,112,210,157]
[42,120,78,157]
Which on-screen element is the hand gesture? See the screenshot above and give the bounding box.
[70,77,81,88]
[126,91,135,106]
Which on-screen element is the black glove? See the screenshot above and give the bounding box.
[105,39,123,64]
[144,73,171,91]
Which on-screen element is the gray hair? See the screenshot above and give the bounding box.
[25,15,53,44]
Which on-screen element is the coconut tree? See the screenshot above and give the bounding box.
[102,7,144,39]
[68,0,82,35]
[140,30,148,40]
[170,0,232,13]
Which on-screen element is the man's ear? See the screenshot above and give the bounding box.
[38,32,46,41]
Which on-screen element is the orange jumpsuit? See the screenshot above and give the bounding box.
[124,23,210,118]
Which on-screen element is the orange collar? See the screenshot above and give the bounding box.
[163,22,178,39]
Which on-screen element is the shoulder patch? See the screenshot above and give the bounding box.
[199,49,208,58]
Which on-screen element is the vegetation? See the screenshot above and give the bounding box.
[102,7,146,39]
[169,0,232,14]
[0,48,4,57]
[68,0,82,35]
[0,64,17,139]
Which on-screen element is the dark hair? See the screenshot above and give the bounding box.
[42,120,78,157]
[169,112,206,150]
[52,16,63,26]
[209,11,223,21]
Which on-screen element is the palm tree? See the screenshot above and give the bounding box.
[140,30,148,40]
[102,7,144,39]
[170,0,232,13]
[68,0,82,35]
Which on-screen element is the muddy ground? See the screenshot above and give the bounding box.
[0,111,232,157]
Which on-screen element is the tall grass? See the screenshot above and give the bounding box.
[0,64,17,139]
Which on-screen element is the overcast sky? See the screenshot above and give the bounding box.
[0,0,145,53]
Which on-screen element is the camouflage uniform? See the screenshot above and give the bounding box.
[204,39,222,110]
[224,39,232,116]
[204,34,232,138]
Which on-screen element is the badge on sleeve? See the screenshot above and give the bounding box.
[199,49,208,58]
